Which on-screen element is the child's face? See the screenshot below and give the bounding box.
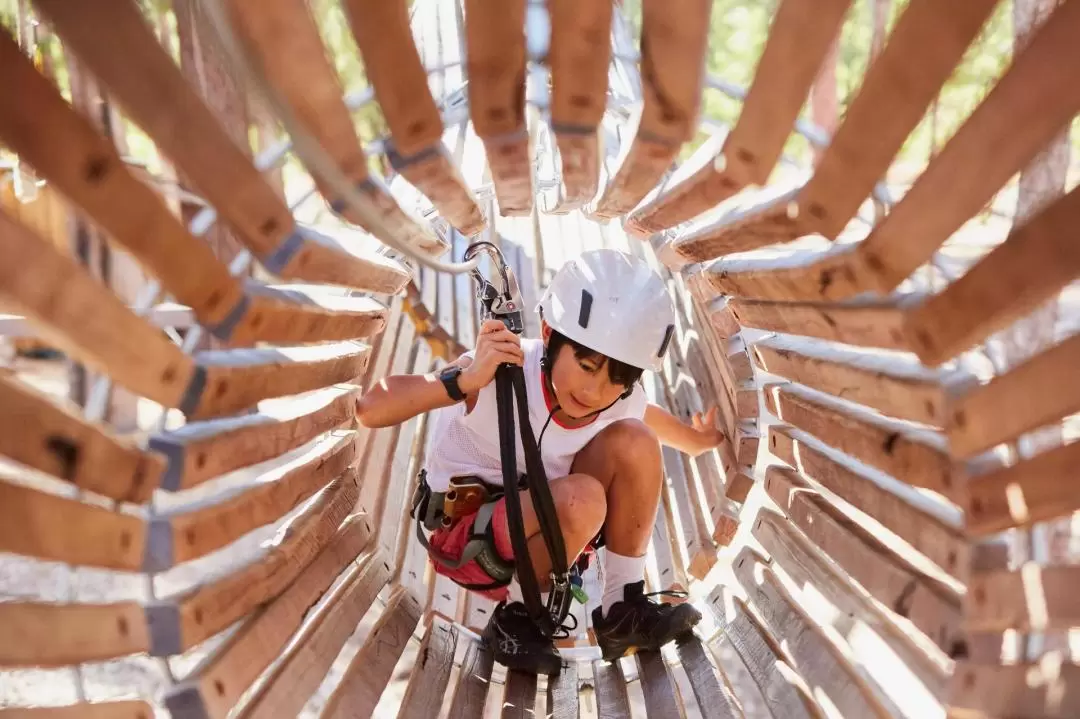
[548,342,629,418]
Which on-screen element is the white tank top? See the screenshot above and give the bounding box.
[424,338,647,492]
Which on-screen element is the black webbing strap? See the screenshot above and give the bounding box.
[496,363,572,636]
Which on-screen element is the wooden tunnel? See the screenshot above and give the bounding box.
[1,0,1079,716]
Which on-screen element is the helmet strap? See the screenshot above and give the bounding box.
[541,343,633,421]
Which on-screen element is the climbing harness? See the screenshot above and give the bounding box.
[410,239,575,637]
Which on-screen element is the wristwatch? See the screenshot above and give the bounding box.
[439,364,466,401]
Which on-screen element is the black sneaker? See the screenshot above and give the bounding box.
[481,601,564,675]
[591,581,702,661]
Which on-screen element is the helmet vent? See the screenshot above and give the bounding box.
[658,324,675,358]
[578,289,593,328]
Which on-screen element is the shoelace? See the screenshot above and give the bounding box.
[632,587,691,606]
[504,602,578,641]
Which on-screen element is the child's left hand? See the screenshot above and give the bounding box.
[689,406,726,453]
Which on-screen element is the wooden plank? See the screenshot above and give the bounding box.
[0,478,146,570]
[966,564,1080,632]
[34,0,446,265]
[906,188,1080,366]
[627,0,852,235]
[703,247,863,304]
[674,637,741,719]
[663,444,716,581]
[240,285,391,344]
[447,639,496,719]
[343,0,484,235]
[147,384,356,493]
[751,509,951,700]
[765,466,963,653]
[723,471,755,505]
[965,439,1080,537]
[501,670,539,719]
[171,470,359,651]
[547,0,612,210]
[705,585,819,719]
[238,551,393,718]
[589,0,710,220]
[769,424,967,580]
[0,375,163,503]
[947,333,1080,459]
[227,0,452,252]
[856,0,1080,296]
[701,631,772,719]
[0,702,154,719]
[397,620,459,718]
[165,431,357,568]
[191,341,370,420]
[323,587,424,718]
[752,335,961,426]
[546,659,579,719]
[0,599,149,667]
[636,650,685,718]
[593,659,633,719]
[464,0,532,216]
[732,296,913,351]
[733,549,893,718]
[164,518,374,719]
[763,383,956,500]
[948,661,1080,719]
[0,209,198,407]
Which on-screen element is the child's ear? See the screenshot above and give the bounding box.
[540,320,551,343]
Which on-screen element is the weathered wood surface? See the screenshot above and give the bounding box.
[949,661,1080,719]
[0,703,154,719]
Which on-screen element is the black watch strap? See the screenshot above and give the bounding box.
[439,365,466,401]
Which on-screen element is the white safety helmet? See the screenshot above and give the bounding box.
[538,249,676,373]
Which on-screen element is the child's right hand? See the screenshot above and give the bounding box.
[459,319,525,394]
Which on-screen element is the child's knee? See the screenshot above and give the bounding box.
[554,474,606,537]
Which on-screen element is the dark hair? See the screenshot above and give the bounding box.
[546,330,644,389]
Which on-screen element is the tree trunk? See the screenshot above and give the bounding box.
[172,0,251,268]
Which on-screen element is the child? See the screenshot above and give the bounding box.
[357,248,726,674]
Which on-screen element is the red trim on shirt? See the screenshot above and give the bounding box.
[541,371,598,429]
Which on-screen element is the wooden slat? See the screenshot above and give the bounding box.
[948,661,1080,719]
[751,509,951,699]
[636,650,684,718]
[732,296,913,351]
[34,0,446,266]
[0,478,146,571]
[769,424,967,580]
[0,375,163,503]
[0,600,148,668]
[165,431,357,568]
[734,548,894,718]
[947,333,1080,459]
[501,670,539,719]
[589,0,711,220]
[239,551,393,718]
[164,519,374,719]
[0,209,198,406]
[464,0,532,216]
[705,585,819,719]
[704,247,862,304]
[626,0,852,235]
[663,444,716,581]
[147,384,356,493]
[323,587,423,718]
[171,470,359,650]
[752,335,961,426]
[965,439,1080,537]
[907,188,1080,365]
[190,341,370,420]
[674,637,741,719]
[966,564,1080,632]
[447,639,496,719]
[240,284,390,344]
[764,383,956,499]
[397,620,459,718]
[547,0,612,210]
[701,630,773,719]
[343,0,485,235]
[546,660,579,719]
[856,0,1080,296]
[0,702,154,719]
[593,659,633,719]
[765,466,963,652]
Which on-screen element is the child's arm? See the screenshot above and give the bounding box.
[355,319,524,428]
[644,404,726,457]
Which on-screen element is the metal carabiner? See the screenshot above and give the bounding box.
[463,239,526,334]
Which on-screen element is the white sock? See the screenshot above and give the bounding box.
[601,550,648,617]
